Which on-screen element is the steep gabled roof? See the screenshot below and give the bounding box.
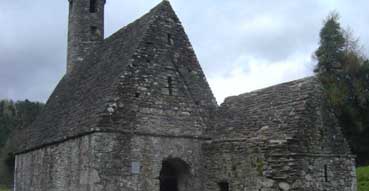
[213,77,320,139]
[213,77,350,154]
[17,1,208,153]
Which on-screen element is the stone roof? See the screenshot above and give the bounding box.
[18,1,209,153]
[213,77,324,140]
[212,76,350,154]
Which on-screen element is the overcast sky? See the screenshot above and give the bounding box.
[0,0,368,103]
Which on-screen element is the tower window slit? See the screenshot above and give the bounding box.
[167,77,173,96]
[167,33,174,45]
[324,164,328,182]
[90,0,97,13]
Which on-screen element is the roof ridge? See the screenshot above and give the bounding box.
[104,0,172,42]
[224,76,317,102]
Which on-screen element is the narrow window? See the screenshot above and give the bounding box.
[90,26,98,34]
[324,165,328,182]
[90,0,97,13]
[167,34,174,45]
[167,76,173,96]
[218,182,229,191]
[135,92,140,98]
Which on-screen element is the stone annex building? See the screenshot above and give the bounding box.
[14,0,356,191]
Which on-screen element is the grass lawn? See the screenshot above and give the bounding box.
[0,185,10,191]
[357,166,369,191]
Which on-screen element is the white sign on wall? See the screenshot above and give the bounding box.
[131,161,141,174]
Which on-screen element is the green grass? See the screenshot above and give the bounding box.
[0,186,10,191]
[357,166,369,191]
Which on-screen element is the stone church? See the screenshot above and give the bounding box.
[14,0,356,190]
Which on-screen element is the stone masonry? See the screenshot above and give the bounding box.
[14,1,356,191]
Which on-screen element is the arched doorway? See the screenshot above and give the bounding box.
[159,158,191,191]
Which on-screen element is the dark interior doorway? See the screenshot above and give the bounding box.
[159,158,190,191]
[160,160,178,191]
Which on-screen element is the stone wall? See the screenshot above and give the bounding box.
[15,132,204,191]
[202,140,266,191]
[15,134,99,191]
[128,135,203,191]
[202,140,356,191]
[298,156,356,191]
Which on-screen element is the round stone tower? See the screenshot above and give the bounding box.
[67,0,106,74]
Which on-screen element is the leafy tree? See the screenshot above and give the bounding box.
[0,101,17,148]
[315,12,369,166]
[0,99,44,186]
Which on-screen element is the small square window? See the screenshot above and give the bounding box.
[90,26,98,34]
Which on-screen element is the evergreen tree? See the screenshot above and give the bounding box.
[315,12,369,166]
[315,12,346,74]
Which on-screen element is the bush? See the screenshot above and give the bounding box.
[357,166,369,191]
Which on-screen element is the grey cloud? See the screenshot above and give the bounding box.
[0,1,67,101]
[0,0,368,102]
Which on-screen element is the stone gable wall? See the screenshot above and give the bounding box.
[100,3,217,137]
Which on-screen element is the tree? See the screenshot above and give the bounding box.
[0,99,44,186]
[0,100,17,147]
[315,12,369,166]
[315,12,346,74]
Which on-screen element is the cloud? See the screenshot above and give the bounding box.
[0,0,368,104]
[0,0,67,101]
[209,52,315,103]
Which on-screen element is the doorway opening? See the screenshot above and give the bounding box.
[159,158,191,191]
[218,181,229,191]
